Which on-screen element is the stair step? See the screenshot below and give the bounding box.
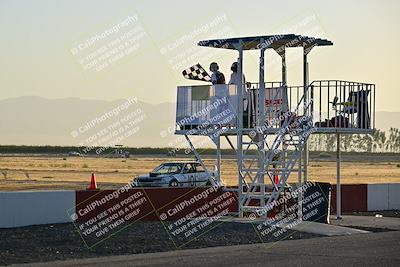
[223,188,238,192]
[242,159,259,163]
[243,155,258,159]
[242,191,272,196]
[241,195,270,199]
[266,168,301,171]
[283,141,300,145]
[243,168,262,172]
[243,142,257,145]
[246,182,273,186]
[241,206,267,211]
[265,161,283,166]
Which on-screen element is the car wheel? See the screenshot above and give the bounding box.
[169,179,179,187]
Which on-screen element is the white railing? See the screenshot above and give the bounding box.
[175,80,376,132]
[176,84,238,130]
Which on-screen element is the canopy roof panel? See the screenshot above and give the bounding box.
[198,34,333,50]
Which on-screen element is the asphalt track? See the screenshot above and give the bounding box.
[13,231,400,267]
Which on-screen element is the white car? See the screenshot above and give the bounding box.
[132,162,216,187]
[68,151,81,157]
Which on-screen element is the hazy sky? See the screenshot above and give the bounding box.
[1,0,399,112]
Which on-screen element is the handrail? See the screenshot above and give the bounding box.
[311,80,376,86]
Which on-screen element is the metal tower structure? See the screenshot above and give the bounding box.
[175,34,376,219]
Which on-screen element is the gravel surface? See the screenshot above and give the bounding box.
[0,221,322,266]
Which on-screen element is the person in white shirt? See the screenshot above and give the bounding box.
[229,62,248,101]
[229,62,252,127]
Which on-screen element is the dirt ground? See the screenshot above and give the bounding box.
[0,221,321,266]
[0,154,399,191]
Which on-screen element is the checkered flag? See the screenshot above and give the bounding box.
[182,63,211,82]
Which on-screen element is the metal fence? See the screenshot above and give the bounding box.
[309,80,375,131]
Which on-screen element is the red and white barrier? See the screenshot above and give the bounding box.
[331,183,400,213]
[1,183,399,228]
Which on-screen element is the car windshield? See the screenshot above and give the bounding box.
[152,163,183,174]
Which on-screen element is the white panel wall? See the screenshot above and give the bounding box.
[388,184,400,210]
[0,191,75,228]
[368,184,400,211]
[367,184,389,211]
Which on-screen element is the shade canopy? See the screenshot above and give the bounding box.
[198,34,333,51]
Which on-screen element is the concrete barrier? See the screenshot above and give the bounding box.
[367,184,389,211]
[366,183,400,211]
[0,190,75,228]
[388,184,400,210]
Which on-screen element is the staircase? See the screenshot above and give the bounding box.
[239,86,313,217]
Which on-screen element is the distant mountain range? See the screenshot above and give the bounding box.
[0,96,398,147]
[0,96,176,147]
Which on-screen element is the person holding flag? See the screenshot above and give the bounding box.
[209,62,225,85]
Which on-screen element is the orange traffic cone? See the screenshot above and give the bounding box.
[274,174,279,185]
[88,173,98,190]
